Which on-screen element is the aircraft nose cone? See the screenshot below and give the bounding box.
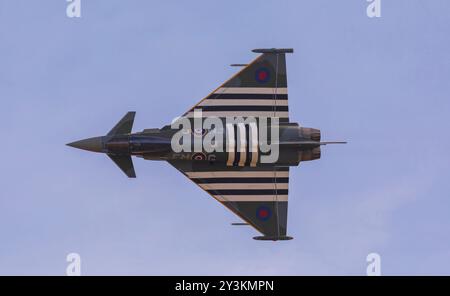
[67,136,104,153]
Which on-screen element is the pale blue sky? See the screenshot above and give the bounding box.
[0,0,449,275]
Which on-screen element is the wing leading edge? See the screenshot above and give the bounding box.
[181,50,291,123]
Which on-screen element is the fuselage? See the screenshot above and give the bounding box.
[98,122,322,167]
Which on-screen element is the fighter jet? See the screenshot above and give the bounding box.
[67,48,345,241]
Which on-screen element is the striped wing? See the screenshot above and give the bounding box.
[169,161,290,239]
[183,51,290,123]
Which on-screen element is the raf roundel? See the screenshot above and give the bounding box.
[192,152,206,161]
[256,206,272,221]
[255,67,270,83]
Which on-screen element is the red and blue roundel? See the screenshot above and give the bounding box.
[256,206,272,221]
[255,67,270,83]
[192,152,206,161]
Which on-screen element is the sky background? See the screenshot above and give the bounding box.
[0,0,449,275]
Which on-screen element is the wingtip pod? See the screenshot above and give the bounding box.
[252,48,294,54]
[253,236,294,241]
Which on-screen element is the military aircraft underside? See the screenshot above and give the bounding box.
[68,48,345,241]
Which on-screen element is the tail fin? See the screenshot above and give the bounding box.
[107,112,136,136]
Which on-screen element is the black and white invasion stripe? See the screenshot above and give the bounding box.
[185,169,289,202]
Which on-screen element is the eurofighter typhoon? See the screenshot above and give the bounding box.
[67,48,345,241]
